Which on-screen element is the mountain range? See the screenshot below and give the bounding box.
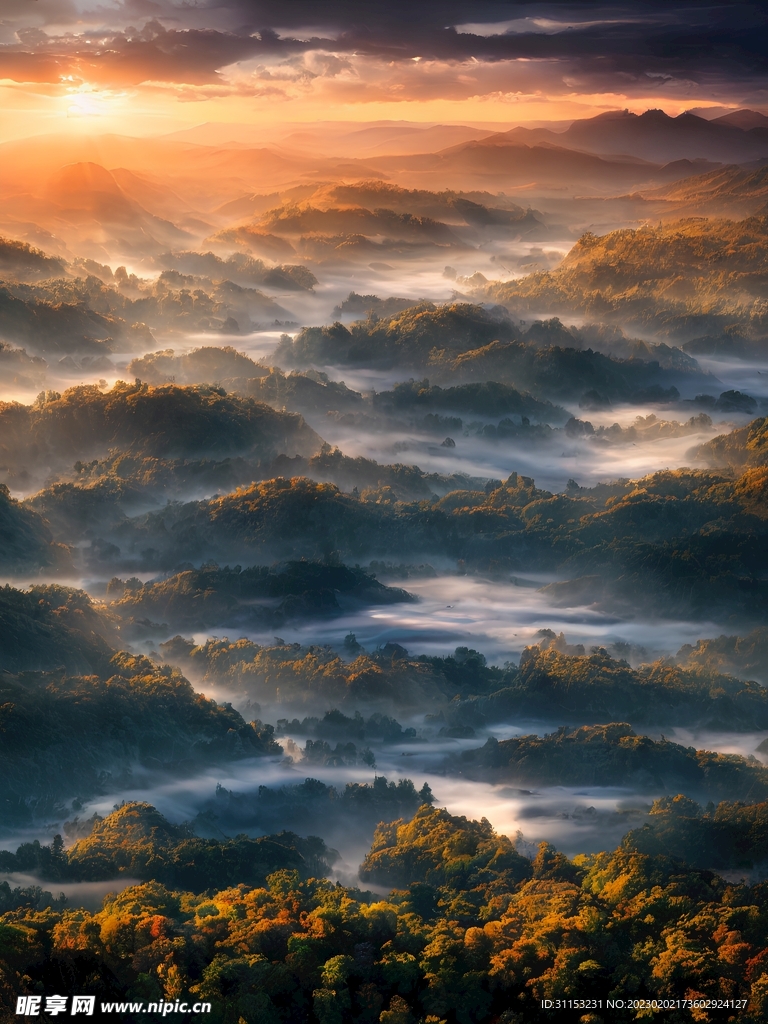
[499,109,768,164]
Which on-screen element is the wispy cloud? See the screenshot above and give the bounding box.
[0,2,765,111]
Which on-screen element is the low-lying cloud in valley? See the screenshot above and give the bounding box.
[1,4,768,1019]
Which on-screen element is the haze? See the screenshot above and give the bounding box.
[1,3,768,1020]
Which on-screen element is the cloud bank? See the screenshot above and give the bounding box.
[0,1,765,110]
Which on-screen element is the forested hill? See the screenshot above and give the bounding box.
[487,215,768,338]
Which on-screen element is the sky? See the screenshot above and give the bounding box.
[0,1,766,141]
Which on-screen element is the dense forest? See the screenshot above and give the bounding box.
[1,802,767,1022]
[2,46,768,1019]
[487,215,768,339]
[13,458,768,623]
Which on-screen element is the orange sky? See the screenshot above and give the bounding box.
[0,78,738,144]
[0,70,745,145]
[0,2,763,142]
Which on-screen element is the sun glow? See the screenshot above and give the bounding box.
[63,81,139,120]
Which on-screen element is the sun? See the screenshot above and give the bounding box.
[61,80,137,124]
[66,87,110,119]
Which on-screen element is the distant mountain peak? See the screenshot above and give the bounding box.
[47,160,123,197]
[641,108,676,121]
[713,108,768,130]
[588,109,637,121]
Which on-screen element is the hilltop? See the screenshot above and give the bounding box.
[24,455,768,622]
[487,215,768,338]
[0,380,321,488]
[455,722,768,802]
[0,652,280,820]
[273,302,711,400]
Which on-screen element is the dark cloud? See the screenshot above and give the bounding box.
[0,22,291,86]
[0,1,765,102]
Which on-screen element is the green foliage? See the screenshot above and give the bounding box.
[2,380,319,476]
[0,282,132,355]
[109,560,413,632]
[206,776,434,841]
[63,802,333,888]
[0,263,296,353]
[676,626,768,684]
[0,584,114,673]
[150,251,317,291]
[127,347,364,418]
[360,805,533,891]
[275,708,418,744]
[127,345,267,384]
[271,303,696,402]
[4,807,767,1022]
[692,415,768,471]
[623,795,768,869]
[162,636,504,712]
[456,723,768,801]
[371,378,568,424]
[0,483,70,572]
[65,460,768,622]
[6,806,768,1024]
[29,442,488,516]
[0,802,333,891]
[472,641,768,729]
[256,203,463,248]
[273,303,519,369]
[0,236,67,280]
[442,336,688,402]
[0,654,279,819]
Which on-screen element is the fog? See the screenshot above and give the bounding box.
[165,574,721,669]
[2,140,768,914]
[3,299,764,896]
[0,873,140,912]
[0,744,657,897]
[10,700,767,907]
[304,405,731,495]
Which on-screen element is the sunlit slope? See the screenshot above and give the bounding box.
[61,802,328,888]
[0,237,67,281]
[488,214,768,337]
[639,163,768,213]
[4,804,768,1018]
[691,415,768,469]
[28,457,768,622]
[677,627,768,683]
